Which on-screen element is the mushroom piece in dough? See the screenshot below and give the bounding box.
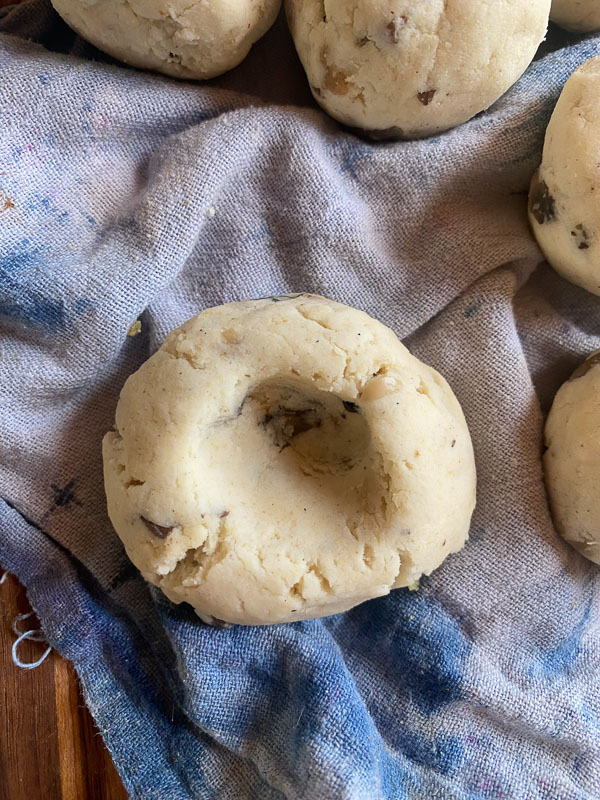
[50,0,282,80]
[103,295,477,626]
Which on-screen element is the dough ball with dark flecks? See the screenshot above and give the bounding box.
[285,0,550,139]
[50,0,281,80]
[103,295,476,626]
[551,0,600,32]
[529,57,600,295]
[544,351,600,564]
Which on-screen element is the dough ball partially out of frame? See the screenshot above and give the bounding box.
[51,0,281,80]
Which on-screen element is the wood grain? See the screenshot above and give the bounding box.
[0,572,128,800]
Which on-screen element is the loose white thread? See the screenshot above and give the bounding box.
[12,629,52,669]
[11,612,51,668]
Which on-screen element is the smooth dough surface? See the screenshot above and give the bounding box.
[285,0,550,139]
[529,57,600,296]
[544,351,600,565]
[103,295,476,625]
[551,0,600,32]
[50,0,281,80]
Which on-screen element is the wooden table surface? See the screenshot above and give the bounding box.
[0,572,128,800]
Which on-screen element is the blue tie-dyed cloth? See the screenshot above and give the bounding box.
[1,3,600,797]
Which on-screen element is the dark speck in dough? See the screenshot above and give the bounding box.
[570,223,590,250]
[142,517,173,539]
[342,400,360,413]
[529,173,556,224]
[417,89,436,106]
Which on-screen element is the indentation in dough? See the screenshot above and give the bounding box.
[309,564,333,593]
[168,546,204,583]
[290,563,333,599]
[194,374,394,598]
[393,547,415,587]
[290,582,302,598]
[162,334,208,370]
[162,515,230,584]
[167,346,197,368]
[360,374,397,403]
[416,379,431,397]
[245,378,370,474]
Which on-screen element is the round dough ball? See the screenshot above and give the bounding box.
[544,351,600,565]
[551,0,600,32]
[50,0,281,80]
[284,0,551,139]
[103,295,476,626]
[528,57,600,296]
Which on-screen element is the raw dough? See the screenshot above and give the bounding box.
[50,0,281,80]
[103,295,477,625]
[529,57,600,296]
[551,0,600,32]
[544,351,600,565]
[285,0,551,139]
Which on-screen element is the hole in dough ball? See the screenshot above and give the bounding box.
[203,376,391,538]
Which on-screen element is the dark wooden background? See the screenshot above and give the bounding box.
[0,573,127,800]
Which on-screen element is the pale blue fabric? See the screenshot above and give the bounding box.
[1,4,600,798]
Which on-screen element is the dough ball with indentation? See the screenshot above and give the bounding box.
[103,295,476,626]
[550,0,600,31]
[544,351,600,564]
[529,57,600,295]
[50,0,281,80]
[284,0,550,139]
